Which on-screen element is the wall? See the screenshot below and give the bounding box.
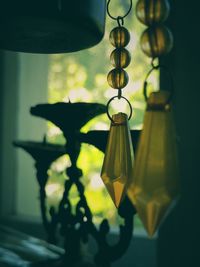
[16,53,49,217]
[158,1,200,267]
[0,51,48,217]
[0,51,19,216]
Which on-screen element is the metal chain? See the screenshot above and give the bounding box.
[107,0,133,23]
[106,0,133,120]
[143,64,174,103]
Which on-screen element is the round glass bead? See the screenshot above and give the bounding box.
[140,25,173,58]
[109,27,130,48]
[110,48,131,68]
[136,0,170,26]
[107,68,129,89]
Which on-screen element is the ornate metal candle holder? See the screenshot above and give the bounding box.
[13,139,66,244]
[14,102,139,267]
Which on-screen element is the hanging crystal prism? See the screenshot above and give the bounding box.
[101,112,134,208]
[128,91,180,236]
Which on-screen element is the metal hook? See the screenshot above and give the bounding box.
[118,89,122,99]
[117,16,124,27]
[143,64,174,104]
[151,58,159,69]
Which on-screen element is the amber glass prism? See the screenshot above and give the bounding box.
[101,113,134,208]
[128,91,179,236]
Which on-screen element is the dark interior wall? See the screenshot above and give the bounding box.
[0,51,19,216]
[158,1,200,266]
[0,52,4,205]
[0,52,48,217]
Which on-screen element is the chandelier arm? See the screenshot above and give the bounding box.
[94,197,136,265]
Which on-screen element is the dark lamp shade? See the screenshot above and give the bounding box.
[0,0,106,53]
[128,91,180,236]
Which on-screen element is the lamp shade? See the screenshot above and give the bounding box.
[0,0,106,53]
[128,91,180,236]
[101,113,134,208]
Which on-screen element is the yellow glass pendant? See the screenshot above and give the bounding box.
[128,91,179,236]
[101,112,134,208]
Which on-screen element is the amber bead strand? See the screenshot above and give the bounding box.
[107,24,131,97]
[136,0,173,59]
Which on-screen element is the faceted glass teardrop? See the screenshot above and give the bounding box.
[128,91,180,236]
[101,113,134,208]
[136,0,170,26]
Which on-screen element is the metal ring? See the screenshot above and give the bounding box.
[107,0,133,21]
[143,64,174,104]
[106,95,133,121]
